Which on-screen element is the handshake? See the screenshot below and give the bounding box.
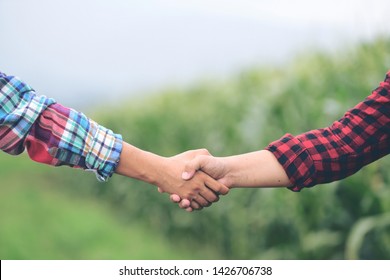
[3,70,386,214]
[115,143,291,212]
[158,149,230,212]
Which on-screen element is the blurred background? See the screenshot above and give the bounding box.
[1,0,390,259]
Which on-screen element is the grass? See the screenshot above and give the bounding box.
[0,154,200,259]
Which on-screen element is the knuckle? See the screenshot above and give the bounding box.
[199,148,210,155]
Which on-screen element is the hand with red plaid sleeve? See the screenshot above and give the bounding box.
[172,71,390,211]
[171,150,291,211]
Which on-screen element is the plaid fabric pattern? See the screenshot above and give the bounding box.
[1,71,122,181]
[267,71,390,191]
[0,72,55,154]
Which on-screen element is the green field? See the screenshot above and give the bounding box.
[0,155,207,259]
[1,37,390,259]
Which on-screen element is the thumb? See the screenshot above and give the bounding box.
[181,155,207,180]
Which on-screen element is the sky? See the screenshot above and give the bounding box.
[0,0,389,108]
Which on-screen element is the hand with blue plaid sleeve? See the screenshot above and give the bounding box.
[0,71,229,210]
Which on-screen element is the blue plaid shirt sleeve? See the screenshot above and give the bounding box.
[1,71,123,182]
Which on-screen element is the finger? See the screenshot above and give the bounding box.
[196,173,221,202]
[199,187,219,203]
[194,171,229,196]
[203,173,229,195]
[185,207,194,212]
[182,171,196,180]
[190,200,203,211]
[192,195,210,208]
[182,155,208,180]
[204,191,220,203]
[170,194,181,203]
[179,199,191,209]
[157,187,164,193]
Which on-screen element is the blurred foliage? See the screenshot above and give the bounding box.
[89,36,390,259]
[0,154,205,259]
[1,37,390,259]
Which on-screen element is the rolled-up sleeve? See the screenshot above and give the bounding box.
[0,72,55,154]
[0,71,122,181]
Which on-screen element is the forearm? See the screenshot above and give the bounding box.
[115,142,162,185]
[222,150,291,188]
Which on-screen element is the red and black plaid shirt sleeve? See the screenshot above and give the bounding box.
[266,70,390,192]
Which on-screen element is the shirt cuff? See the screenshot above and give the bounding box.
[34,103,123,182]
[266,134,316,192]
[83,118,123,182]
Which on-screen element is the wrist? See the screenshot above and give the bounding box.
[218,156,237,188]
[115,142,164,184]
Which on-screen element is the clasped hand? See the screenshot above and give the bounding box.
[155,149,230,211]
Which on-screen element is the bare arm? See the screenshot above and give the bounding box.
[172,150,290,211]
[181,150,291,189]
